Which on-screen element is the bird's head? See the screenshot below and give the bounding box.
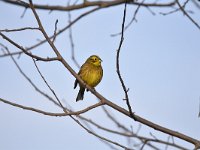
[86,55,102,67]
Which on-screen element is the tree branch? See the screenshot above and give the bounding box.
[0,97,104,116]
[2,0,199,149]
[176,0,200,30]
[1,0,176,12]
[0,7,100,58]
[0,27,39,32]
[116,0,134,118]
[0,32,59,61]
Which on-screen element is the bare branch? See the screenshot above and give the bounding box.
[140,140,148,150]
[0,43,58,106]
[0,27,39,32]
[0,32,59,61]
[82,116,189,150]
[103,100,200,148]
[0,97,105,116]
[0,7,100,58]
[192,0,200,10]
[52,19,58,43]
[72,115,134,150]
[111,0,144,37]
[28,0,105,105]
[102,106,130,132]
[26,6,132,148]
[20,7,27,18]
[68,9,80,68]
[160,0,190,16]
[3,0,198,148]
[176,0,200,30]
[0,97,65,116]
[199,97,200,117]
[116,0,134,118]
[1,0,176,12]
[32,58,64,109]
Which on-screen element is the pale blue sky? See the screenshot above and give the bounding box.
[0,1,200,150]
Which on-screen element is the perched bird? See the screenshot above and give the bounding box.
[74,55,103,101]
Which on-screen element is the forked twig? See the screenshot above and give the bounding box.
[0,7,100,58]
[176,0,200,30]
[111,0,145,37]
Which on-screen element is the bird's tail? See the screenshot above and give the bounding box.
[76,87,85,102]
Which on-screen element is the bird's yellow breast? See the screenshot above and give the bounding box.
[79,63,103,87]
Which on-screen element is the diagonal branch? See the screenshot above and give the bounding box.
[81,117,189,150]
[72,115,134,150]
[52,19,58,43]
[32,58,64,109]
[0,32,59,61]
[0,43,59,106]
[27,2,134,149]
[176,0,200,30]
[104,100,200,149]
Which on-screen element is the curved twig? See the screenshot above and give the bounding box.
[116,0,134,117]
[0,97,105,116]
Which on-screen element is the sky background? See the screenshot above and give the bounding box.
[0,0,200,150]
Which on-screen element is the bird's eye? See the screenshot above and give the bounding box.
[94,58,97,61]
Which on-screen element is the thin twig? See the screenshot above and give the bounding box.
[102,106,130,132]
[82,116,189,150]
[199,97,200,117]
[192,0,200,10]
[140,140,148,150]
[0,7,100,58]
[32,59,64,108]
[0,97,64,116]
[72,115,134,150]
[111,0,145,37]
[165,136,170,150]
[52,19,58,43]
[0,97,104,116]
[0,43,59,106]
[0,32,59,61]
[160,0,190,16]
[20,7,28,18]
[99,140,119,150]
[116,0,134,118]
[68,8,80,68]
[0,27,39,32]
[176,0,200,30]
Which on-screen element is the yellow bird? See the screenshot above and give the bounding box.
[74,55,103,101]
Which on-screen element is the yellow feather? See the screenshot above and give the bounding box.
[74,55,103,101]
